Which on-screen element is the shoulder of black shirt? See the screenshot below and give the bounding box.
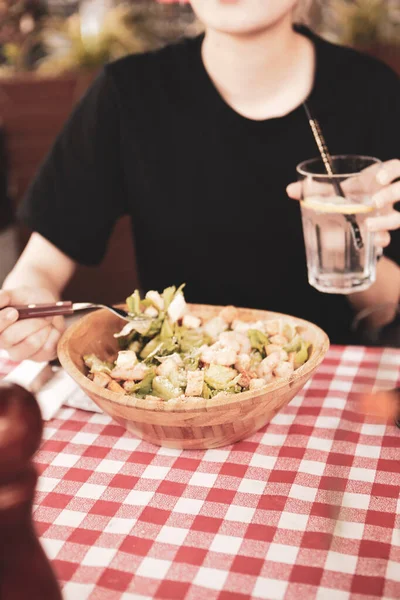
[103,24,399,94]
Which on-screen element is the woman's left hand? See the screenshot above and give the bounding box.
[287,158,400,250]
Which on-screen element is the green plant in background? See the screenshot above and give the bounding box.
[0,0,201,76]
[322,0,400,48]
[0,0,47,73]
[37,4,146,75]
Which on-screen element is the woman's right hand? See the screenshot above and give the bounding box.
[0,287,66,363]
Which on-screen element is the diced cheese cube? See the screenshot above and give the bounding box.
[274,362,294,379]
[219,305,239,324]
[93,372,111,388]
[232,320,252,334]
[269,335,288,346]
[146,290,164,310]
[182,314,202,329]
[265,319,281,336]
[235,353,251,372]
[266,346,288,361]
[249,378,265,390]
[156,358,180,377]
[185,370,205,397]
[167,293,187,323]
[116,350,138,369]
[204,316,228,341]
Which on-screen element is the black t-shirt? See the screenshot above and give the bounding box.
[19,26,400,344]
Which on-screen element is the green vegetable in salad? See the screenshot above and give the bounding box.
[124,369,155,397]
[152,376,182,400]
[284,335,302,353]
[202,382,219,399]
[282,322,297,342]
[248,329,269,356]
[168,368,187,389]
[160,318,174,341]
[140,337,162,359]
[162,286,177,310]
[145,313,165,338]
[249,350,263,372]
[179,327,205,353]
[128,340,142,353]
[84,354,113,374]
[294,341,310,368]
[183,351,201,371]
[204,364,241,391]
[126,289,141,316]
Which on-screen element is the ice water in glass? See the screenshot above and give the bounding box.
[297,156,381,295]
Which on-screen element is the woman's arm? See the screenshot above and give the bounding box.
[348,256,400,328]
[0,233,76,362]
[4,232,76,295]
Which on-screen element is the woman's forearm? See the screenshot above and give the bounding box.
[3,233,76,298]
[4,264,62,299]
[348,256,400,328]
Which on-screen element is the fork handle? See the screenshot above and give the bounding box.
[12,301,74,320]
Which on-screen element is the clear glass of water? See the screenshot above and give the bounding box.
[297,154,382,294]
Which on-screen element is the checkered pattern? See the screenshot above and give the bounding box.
[1,346,400,600]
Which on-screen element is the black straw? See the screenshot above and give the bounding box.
[303,102,364,251]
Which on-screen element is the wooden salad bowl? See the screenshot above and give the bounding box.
[58,304,329,449]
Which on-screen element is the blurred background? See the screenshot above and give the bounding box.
[1,0,400,304]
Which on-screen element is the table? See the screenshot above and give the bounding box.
[1,346,400,600]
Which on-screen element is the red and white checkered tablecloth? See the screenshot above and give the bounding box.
[1,346,400,600]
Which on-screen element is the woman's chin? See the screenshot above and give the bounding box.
[190,0,298,35]
[201,17,283,36]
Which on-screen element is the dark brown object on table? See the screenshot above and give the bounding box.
[395,388,400,429]
[0,382,62,600]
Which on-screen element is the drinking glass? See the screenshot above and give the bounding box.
[297,154,382,294]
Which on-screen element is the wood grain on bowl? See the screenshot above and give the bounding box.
[58,304,329,449]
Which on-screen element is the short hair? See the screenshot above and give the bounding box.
[293,0,314,23]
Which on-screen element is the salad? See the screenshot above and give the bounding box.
[83,285,311,401]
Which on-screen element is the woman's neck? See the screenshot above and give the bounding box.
[201,18,316,120]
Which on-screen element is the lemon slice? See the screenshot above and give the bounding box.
[302,197,374,215]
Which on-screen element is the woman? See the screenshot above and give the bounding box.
[0,0,399,362]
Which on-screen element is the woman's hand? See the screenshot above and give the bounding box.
[363,159,400,248]
[0,287,65,362]
[287,158,400,250]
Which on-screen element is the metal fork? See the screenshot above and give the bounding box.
[11,301,153,323]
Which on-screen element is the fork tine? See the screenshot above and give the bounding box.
[71,302,153,323]
[101,305,152,323]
